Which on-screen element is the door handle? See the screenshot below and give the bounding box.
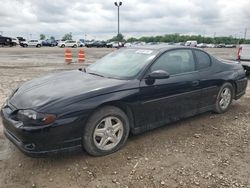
[192,81,199,86]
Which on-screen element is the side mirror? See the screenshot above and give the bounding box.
[147,70,170,79]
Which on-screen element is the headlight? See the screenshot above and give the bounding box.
[17,109,56,125]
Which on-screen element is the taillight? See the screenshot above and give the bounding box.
[237,47,242,60]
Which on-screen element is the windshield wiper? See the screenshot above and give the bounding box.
[87,72,104,77]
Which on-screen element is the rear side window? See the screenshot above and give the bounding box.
[194,50,211,69]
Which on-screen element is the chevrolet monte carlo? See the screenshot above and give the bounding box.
[1,46,248,157]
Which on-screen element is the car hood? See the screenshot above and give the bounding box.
[9,70,129,110]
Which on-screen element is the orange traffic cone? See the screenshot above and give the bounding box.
[78,49,85,63]
[65,48,72,64]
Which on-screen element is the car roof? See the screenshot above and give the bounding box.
[127,44,197,52]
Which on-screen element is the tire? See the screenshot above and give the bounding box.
[24,44,28,48]
[73,44,77,48]
[61,44,65,48]
[214,83,234,113]
[36,44,41,48]
[83,106,130,156]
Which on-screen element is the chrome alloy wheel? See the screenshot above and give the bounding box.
[219,87,232,110]
[93,116,124,150]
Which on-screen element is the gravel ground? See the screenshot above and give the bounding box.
[0,47,249,188]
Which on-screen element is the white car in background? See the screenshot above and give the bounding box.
[207,44,216,48]
[124,42,132,47]
[21,40,42,48]
[237,44,250,75]
[112,42,123,48]
[58,40,78,48]
[197,43,207,48]
[77,41,85,47]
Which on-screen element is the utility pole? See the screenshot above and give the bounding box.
[114,1,122,35]
[244,28,247,40]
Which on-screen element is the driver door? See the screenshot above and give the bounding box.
[134,49,201,131]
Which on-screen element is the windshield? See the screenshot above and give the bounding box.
[86,48,157,79]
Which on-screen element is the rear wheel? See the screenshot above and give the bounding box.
[73,44,77,48]
[61,44,65,48]
[214,83,234,113]
[83,106,130,156]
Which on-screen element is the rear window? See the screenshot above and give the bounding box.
[194,50,211,69]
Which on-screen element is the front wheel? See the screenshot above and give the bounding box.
[214,83,234,113]
[83,106,130,156]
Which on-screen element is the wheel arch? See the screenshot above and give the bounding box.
[227,80,237,99]
[89,101,135,133]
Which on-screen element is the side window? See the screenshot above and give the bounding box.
[194,50,211,69]
[150,49,195,75]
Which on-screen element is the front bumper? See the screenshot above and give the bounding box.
[1,103,84,157]
[4,128,82,157]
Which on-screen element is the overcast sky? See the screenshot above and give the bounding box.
[0,0,249,40]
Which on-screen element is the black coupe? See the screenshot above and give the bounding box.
[1,46,248,157]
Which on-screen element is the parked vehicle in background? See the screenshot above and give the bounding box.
[77,41,85,47]
[106,41,123,48]
[106,41,114,48]
[225,44,236,48]
[174,42,185,46]
[216,43,226,48]
[112,41,123,48]
[237,44,250,75]
[20,40,42,48]
[185,40,197,47]
[197,43,207,48]
[11,38,19,46]
[207,44,216,48]
[84,40,93,46]
[42,39,58,47]
[0,36,15,47]
[58,40,78,48]
[86,41,107,48]
[97,41,107,48]
[57,40,66,48]
[147,42,159,45]
[124,42,132,47]
[17,37,26,42]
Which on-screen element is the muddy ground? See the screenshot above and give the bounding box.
[0,47,249,188]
